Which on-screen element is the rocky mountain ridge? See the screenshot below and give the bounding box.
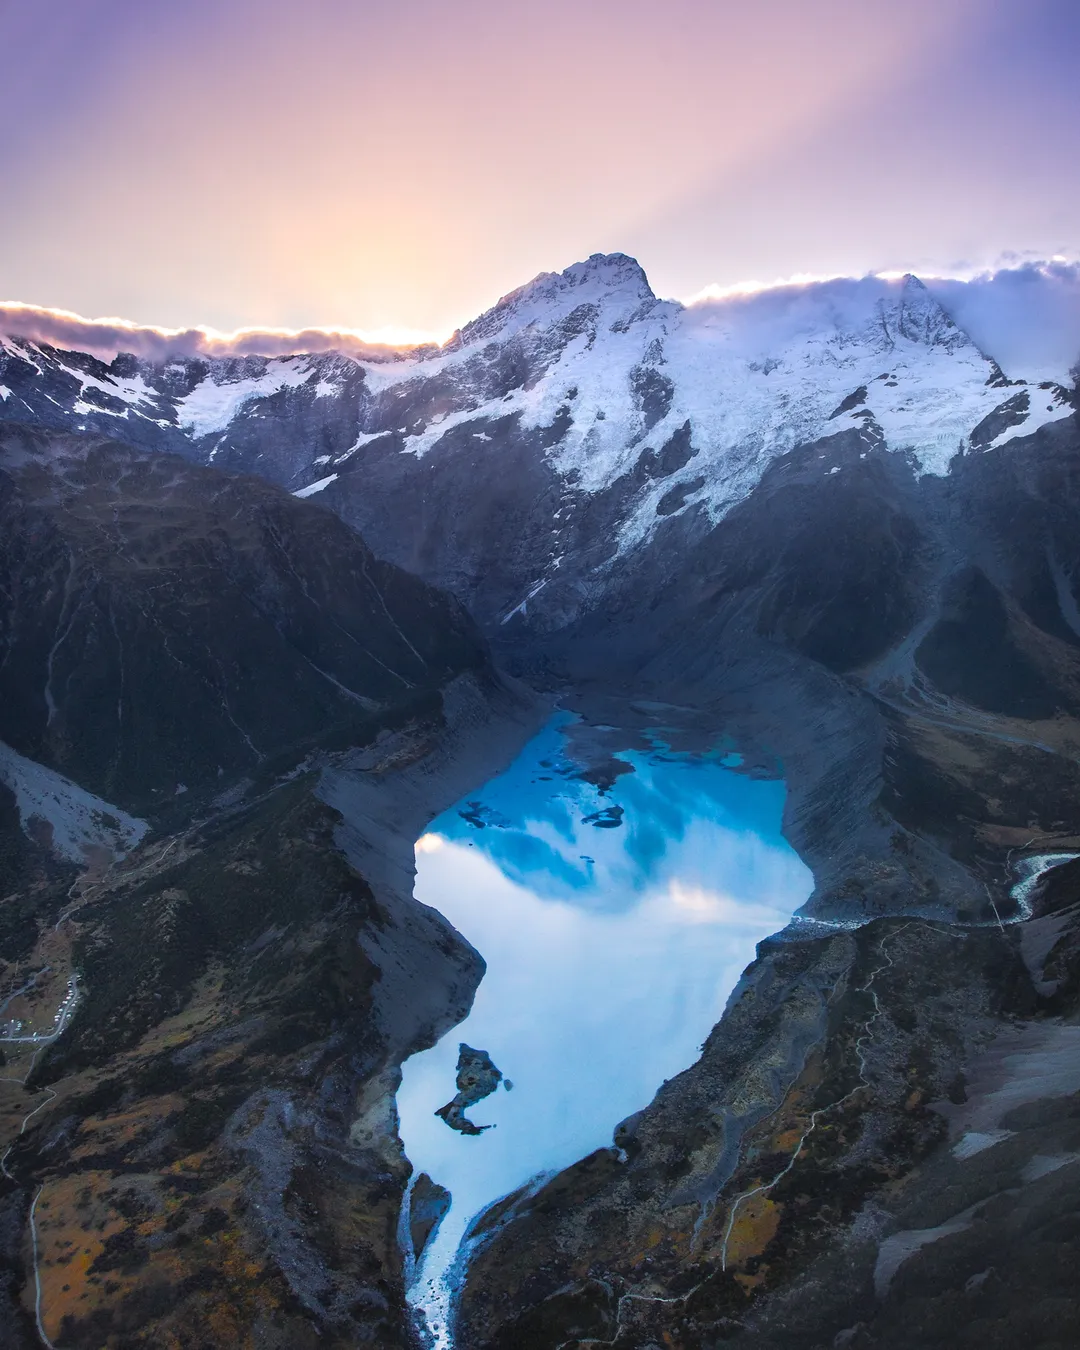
[1,256,1073,647]
[0,423,488,813]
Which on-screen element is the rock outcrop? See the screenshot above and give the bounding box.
[436,1045,505,1136]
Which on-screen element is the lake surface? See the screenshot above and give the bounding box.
[396,717,813,1347]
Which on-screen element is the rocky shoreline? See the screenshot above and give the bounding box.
[456,857,1080,1349]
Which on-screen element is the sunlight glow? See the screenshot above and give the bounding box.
[0,300,449,361]
[682,272,851,305]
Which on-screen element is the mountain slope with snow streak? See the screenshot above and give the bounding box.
[2,257,1072,500]
[343,260,1069,544]
[0,255,1074,633]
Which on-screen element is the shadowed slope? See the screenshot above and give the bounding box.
[0,423,486,813]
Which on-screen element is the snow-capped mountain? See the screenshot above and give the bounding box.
[1,255,1071,492]
[0,253,1075,637]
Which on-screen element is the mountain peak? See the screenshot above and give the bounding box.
[890,272,970,353]
[563,251,654,294]
[449,252,657,349]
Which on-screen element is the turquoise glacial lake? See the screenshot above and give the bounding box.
[396,717,813,1347]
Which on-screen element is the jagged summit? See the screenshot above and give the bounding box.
[560,250,655,297]
[680,271,978,361]
[892,272,970,352]
[449,251,659,349]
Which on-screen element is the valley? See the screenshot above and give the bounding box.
[1,253,1079,1348]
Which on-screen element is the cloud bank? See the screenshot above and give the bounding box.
[924,260,1080,384]
[684,260,1080,385]
[0,302,432,363]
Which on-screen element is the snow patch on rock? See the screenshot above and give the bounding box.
[0,740,148,863]
[293,473,338,498]
[177,357,318,435]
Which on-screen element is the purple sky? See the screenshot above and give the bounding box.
[1,0,1077,339]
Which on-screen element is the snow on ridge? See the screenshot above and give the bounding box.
[176,356,319,436]
[348,268,1073,557]
[2,257,1074,557]
[0,741,147,863]
[924,261,1080,386]
[54,359,164,420]
[684,261,1080,386]
[0,333,37,363]
[598,274,1071,547]
[678,272,964,358]
[56,361,158,403]
[445,252,662,352]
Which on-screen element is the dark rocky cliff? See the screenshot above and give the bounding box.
[0,422,487,814]
[0,422,543,1348]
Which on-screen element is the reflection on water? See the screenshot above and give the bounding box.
[396,718,813,1348]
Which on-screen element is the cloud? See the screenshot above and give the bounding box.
[681,259,1080,384]
[923,259,1080,384]
[0,301,438,362]
[661,880,789,929]
[681,272,851,305]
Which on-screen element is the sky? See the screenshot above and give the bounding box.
[1,0,1078,343]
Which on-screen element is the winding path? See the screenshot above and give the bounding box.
[1,948,83,1348]
[1,1035,61,1349]
[720,923,909,1270]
